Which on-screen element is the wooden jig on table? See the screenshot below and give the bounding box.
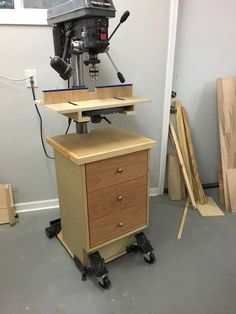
[38,84,151,123]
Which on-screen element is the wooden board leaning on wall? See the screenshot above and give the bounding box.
[217,78,236,212]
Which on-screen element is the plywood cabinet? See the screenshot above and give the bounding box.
[47,127,155,265]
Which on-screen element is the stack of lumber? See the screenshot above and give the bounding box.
[0,184,17,226]
[168,101,207,208]
[168,101,224,240]
[217,78,236,212]
[168,101,224,217]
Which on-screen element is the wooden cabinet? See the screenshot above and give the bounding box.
[47,127,155,266]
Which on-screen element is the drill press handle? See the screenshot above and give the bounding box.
[109,10,130,41]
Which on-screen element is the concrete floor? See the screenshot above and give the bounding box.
[1,189,236,314]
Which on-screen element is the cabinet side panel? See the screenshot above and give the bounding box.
[54,151,88,262]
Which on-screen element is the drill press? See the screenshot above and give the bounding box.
[48,0,129,88]
[43,1,156,289]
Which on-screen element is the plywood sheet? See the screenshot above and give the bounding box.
[217,78,236,211]
[197,197,224,217]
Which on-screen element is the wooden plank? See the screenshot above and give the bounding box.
[169,121,197,209]
[181,106,207,204]
[177,199,189,240]
[175,101,194,195]
[43,85,133,104]
[217,78,236,211]
[197,196,224,217]
[217,79,230,210]
[168,154,185,201]
[226,169,236,212]
[47,127,156,166]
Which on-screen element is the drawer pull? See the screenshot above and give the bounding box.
[117,196,124,201]
[117,168,123,174]
[117,222,124,228]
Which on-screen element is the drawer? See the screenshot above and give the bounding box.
[87,176,147,221]
[86,150,148,192]
[89,202,147,248]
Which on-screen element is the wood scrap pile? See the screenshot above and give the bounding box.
[168,101,224,239]
[0,184,18,226]
[217,78,236,212]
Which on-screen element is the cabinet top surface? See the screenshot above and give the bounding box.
[47,127,156,165]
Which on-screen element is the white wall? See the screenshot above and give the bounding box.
[173,0,236,184]
[0,0,171,204]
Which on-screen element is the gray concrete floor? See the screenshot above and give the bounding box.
[1,189,236,314]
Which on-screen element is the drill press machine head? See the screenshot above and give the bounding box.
[48,0,129,87]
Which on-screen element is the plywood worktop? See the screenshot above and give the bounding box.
[47,127,156,166]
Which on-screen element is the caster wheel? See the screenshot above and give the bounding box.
[99,276,111,289]
[144,252,155,264]
[45,226,56,239]
[82,272,87,281]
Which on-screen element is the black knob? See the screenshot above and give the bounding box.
[120,11,130,23]
[117,72,125,83]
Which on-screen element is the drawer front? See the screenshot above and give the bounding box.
[86,150,148,192]
[87,176,147,221]
[89,202,147,248]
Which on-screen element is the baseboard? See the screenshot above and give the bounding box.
[16,199,59,213]
[16,187,161,213]
[149,187,161,197]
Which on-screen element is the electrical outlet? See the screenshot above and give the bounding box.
[25,69,38,88]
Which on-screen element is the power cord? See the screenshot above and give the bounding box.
[0,74,32,81]
[30,77,55,160]
[0,72,73,158]
[65,118,72,134]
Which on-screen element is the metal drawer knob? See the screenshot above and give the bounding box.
[117,168,123,174]
[117,196,123,201]
[117,222,124,228]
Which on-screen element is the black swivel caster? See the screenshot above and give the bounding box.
[81,271,87,281]
[89,252,111,289]
[98,275,111,289]
[45,219,61,239]
[127,232,156,265]
[45,226,56,239]
[144,251,156,264]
